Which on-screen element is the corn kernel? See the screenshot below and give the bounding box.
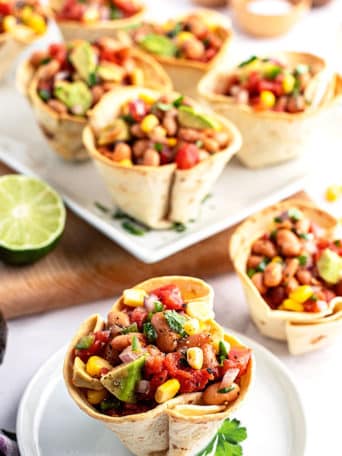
[176,31,194,45]
[27,13,47,34]
[139,93,157,104]
[325,185,341,202]
[282,73,296,94]
[200,319,224,350]
[87,388,107,405]
[123,288,147,307]
[20,6,33,23]
[162,20,175,32]
[183,318,200,335]
[83,7,100,24]
[86,356,112,378]
[3,15,17,32]
[289,285,313,303]
[118,159,133,167]
[271,256,283,264]
[131,68,144,86]
[280,299,304,312]
[186,301,215,321]
[155,379,180,403]
[260,90,276,108]
[186,347,203,370]
[167,138,177,147]
[140,114,159,133]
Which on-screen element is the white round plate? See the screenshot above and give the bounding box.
[17,332,306,456]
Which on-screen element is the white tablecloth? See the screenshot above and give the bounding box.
[1,1,342,455]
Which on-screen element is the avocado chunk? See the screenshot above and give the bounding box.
[69,42,97,83]
[98,119,130,145]
[54,81,92,116]
[139,34,178,57]
[317,248,342,284]
[97,62,125,82]
[178,105,221,130]
[72,357,103,390]
[100,356,145,403]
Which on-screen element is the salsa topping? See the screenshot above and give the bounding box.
[56,0,142,23]
[0,1,47,36]
[71,283,252,416]
[247,208,342,312]
[131,13,227,63]
[28,39,149,117]
[218,56,319,113]
[95,92,231,168]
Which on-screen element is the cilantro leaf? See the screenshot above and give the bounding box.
[164,310,187,337]
[196,419,247,456]
[219,419,247,444]
[143,322,157,343]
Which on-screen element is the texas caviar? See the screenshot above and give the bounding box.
[71,284,252,416]
[0,0,47,35]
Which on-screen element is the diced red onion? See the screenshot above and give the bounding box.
[144,294,159,312]
[220,368,239,389]
[99,6,110,20]
[54,71,69,81]
[136,380,150,395]
[119,346,140,364]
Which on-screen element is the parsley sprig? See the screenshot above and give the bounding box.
[196,419,247,456]
[164,310,187,337]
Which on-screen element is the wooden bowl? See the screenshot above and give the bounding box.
[230,0,311,37]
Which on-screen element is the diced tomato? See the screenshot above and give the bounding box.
[144,355,165,377]
[159,145,174,165]
[321,289,336,303]
[48,43,67,66]
[203,48,217,62]
[58,0,86,21]
[222,348,251,378]
[164,353,211,393]
[303,299,328,313]
[130,307,148,329]
[94,330,110,344]
[113,0,141,16]
[151,284,184,310]
[257,79,283,97]
[0,3,12,15]
[179,369,211,393]
[74,339,102,362]
[128,99,148,122]
[149,369,168,394]
[121,403,150,415]
[316,238,330,250]
[245,71,261,94]
[175,143,200,170]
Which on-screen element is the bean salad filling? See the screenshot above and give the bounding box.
[247,208,342,312]
[95,92,231,168]
[0,0,47,36]
[71,284,252,416]
[29,39,150,117]
[131,13,226,63]
[217,55,319,113]
[56,0,142,22]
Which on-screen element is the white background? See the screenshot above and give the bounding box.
[1,0,342,455]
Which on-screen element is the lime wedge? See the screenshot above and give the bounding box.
[0,175,66,265]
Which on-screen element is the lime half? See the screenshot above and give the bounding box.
[0,175,66,265]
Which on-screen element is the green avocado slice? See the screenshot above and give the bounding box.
[100,356,145,404]
[69,42,97,83]
[139,34,178,57]
[54,81,92,116]
[178,105,221,130]
[317,248,342,284]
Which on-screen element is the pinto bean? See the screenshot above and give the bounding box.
[247,255,264,269]
[38,59,60,80]
[276,229,301,256]
[202,137,219,153]
[251,239,277,258]
[267,286,286,308]
[296,269,312,285]
[133,139,150,158]
[182,39,205,60]
[285,277,299,294]
[186,15,208,39]
[198,150,210,161]
[282,258,299,282]
[295,218,311,234]
[202,343,219,369]
[47,99,68,114]
[178,333,211,350]
[91,85,105,105]
[151,312,179,353]
[287,95,305,113]
[202,382,240,405]
[148,126,167,143]
[264,262,283,287]
[130,124,146,138]
[112,143,131,162]
[251,272,267,294]
[142,148,160,166]
[110,333,144,352]
[178,128,202,142]
[107,310,130,331]
[213,131,230,148]
[30,50,49,67]
[163,110,178,136]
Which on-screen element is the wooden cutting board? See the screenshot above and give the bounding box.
[0,162,308,319]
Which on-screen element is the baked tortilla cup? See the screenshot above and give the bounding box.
[126,9,232,99]
[64,276,254,455]
[17,47,172,162]
[230,200,342,355]
[83,87,242,228]
[49,0,145,42]
[198,51,338,168]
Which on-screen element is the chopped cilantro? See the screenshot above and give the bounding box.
[154,301,163,312]
[113,208,127,219]
[121,114,135,124]
[256,258,270,272]
[274,216,283,223]
[298,255,307,266]
[218,385,235,394]
[334,240,341,247]
[288,208,302,221]
[201,193,212,204]
[164,310,187,337]
[173,95,184,107]
[121,323,138,334]
[196,139,203,148]
[311,294,318,302]
[143,322,157,343]
[154,142,163,152]
[238,55,257,68]
[299,233,309,240]
[153,102,172,111]
[247,268,256,278]
[75,335,94,350]
[40,57,51,65]
[295,64,309,75]
[122,220,146,236]
[87,71,97,87]
[166,22,183,38]
[99,398,120,411]
[94,201,110,213]
[270,229,278,241]
[110,5,123,19]
[172,222,186,232]
[38,89,51,102]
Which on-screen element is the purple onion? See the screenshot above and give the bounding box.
[144,294,160,312]
[119,346,140,364]
[99,6,111,20]
[220,368,239,388]
[136,380,150,395]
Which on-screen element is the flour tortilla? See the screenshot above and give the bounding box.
[121,9,232,99]
[63,276,254,456]
[49,0,145,42]
[198,52,339,168]
[16,45,173,162]
[84,87,241,228]
[229,199,342,354]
